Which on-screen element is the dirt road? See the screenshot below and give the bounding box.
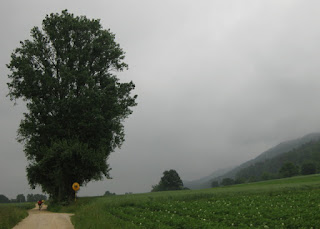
[13,204,74,229]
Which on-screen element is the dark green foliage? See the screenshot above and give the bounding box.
[104,191,116,196]
[208,134,320,186]
[279,162,300,178]
[236,160,280,182]
[301,161,317,175]
[150,184,161,192]
[211,180,219,188]
[234,177,245,184]
[261,172,278,181]
[188,134,320,190]
[16,194,26,203]
[221,178,234,186]
[0,195,10,203]
[26,194,47,202]
[235,140,320,182]
[152,170,184,192]
[7,10,137,202]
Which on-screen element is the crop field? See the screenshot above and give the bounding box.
[0,202,34,229]
[104,189,320,228]
[53,175,320,229]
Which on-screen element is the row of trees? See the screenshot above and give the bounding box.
[0,194,47,203]
[211,161,318,187]
[281,161,316,177]
[255,161,318,181]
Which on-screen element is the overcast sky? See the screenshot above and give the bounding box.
[1,0,320,198]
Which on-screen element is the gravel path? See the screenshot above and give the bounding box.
[13,204,74,229]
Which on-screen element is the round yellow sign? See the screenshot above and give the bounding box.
[72,182,80,191]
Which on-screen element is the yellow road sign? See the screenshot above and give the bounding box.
[72,182,80,191]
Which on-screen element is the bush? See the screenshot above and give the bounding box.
[301,162,317,175]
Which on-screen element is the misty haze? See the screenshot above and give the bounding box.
[1,1,320,228]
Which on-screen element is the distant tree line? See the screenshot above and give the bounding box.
[210,141,320,188]
[103,191,116,196]
[0,194,47,203]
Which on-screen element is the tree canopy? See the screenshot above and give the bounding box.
[16,194,26,203]
[279,162,299,178]
[221,178,235,186]
[0,195,10,203]
[7,10,137,202]
[234,140,320,183]
[300,162,317,175]
[26,194,47,202]
[152,169,184,192]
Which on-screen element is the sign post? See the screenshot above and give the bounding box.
[72,182,80,202]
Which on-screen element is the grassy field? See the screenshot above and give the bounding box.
[48,174,320,228]
[0,202,34,229]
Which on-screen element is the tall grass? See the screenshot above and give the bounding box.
[0,202,34,229]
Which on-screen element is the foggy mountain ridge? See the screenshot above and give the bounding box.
[183,167,234,190]
[185,132,320,189]
[236,139,320,181]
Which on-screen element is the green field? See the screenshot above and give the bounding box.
[48,174,320,228]
[0,202,34,229]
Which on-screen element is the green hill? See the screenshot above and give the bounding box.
[183,167,233,189]
[235,139,320,182]
[185,133,320,189]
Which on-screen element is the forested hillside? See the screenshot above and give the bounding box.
[185,133,320,189]
[183,167,233,190]
[235,140,320,182]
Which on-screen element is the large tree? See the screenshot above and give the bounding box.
[7,10,137,202]
[151,169,184,192]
